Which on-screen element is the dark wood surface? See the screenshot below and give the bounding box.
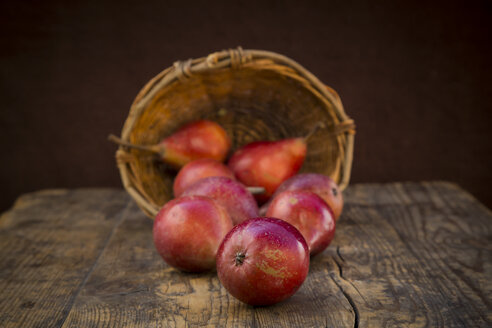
[0,182,491,327]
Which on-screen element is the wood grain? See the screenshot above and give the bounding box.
[0,182,491,327]
[0,189,132,328]
[61,196,353,327]
[333,182,492,327]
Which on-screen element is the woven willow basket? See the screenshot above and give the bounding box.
[115,47,355,218]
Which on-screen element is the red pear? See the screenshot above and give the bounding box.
[173,159,235,197]
[109,120,231,168]
[153,195,233,272]
[262,173,343,220]
[266,190,336,255]
[216,217,309,306]
[228,138,307,203]
[228,124,324,203]
[181,176,259,225]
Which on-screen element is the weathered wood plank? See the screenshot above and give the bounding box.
[0,189,131,328]
[1,182,491,327]
[61,199,354,327]
[332,182,492,327]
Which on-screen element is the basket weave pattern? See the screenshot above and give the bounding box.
[115,48,355,218]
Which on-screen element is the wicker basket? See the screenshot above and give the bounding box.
[114,47,355,218]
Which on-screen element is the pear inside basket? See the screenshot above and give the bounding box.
[115,49,354,218]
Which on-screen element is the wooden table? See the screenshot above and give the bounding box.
[0,182,491,327]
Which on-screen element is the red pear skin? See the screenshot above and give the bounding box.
[261,173,344,220]
[161,120,231,167]
[173,159,235,197]
[216,217,309,306]
[109,120,230,168]
[266,190,336,256]
[228,138,307,203]
[181,176,259,225]
[153,196,233,272]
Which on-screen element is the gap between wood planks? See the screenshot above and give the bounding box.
[331,246,359,328]
[56,200,134,328]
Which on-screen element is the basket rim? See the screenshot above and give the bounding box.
[115,47,355,218]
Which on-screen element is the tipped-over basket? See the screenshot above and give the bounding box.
[114,47,355,218]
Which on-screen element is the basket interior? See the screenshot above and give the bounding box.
[128,66,342,208]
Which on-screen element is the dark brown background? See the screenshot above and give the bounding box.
[1,0,491,213]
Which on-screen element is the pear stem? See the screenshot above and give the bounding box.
[303,121,326,142]
[108,134,160,153]
[246,186,265,195]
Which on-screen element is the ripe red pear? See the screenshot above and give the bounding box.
[266,190,336,255]
[262,173,343,220]
[228,124,324,204]
[153,195,233,272]
[216,217,309,306]
[109,120,231,168]
[181,176,258,225]
[173,159,235,197]
[228,138,307,203]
